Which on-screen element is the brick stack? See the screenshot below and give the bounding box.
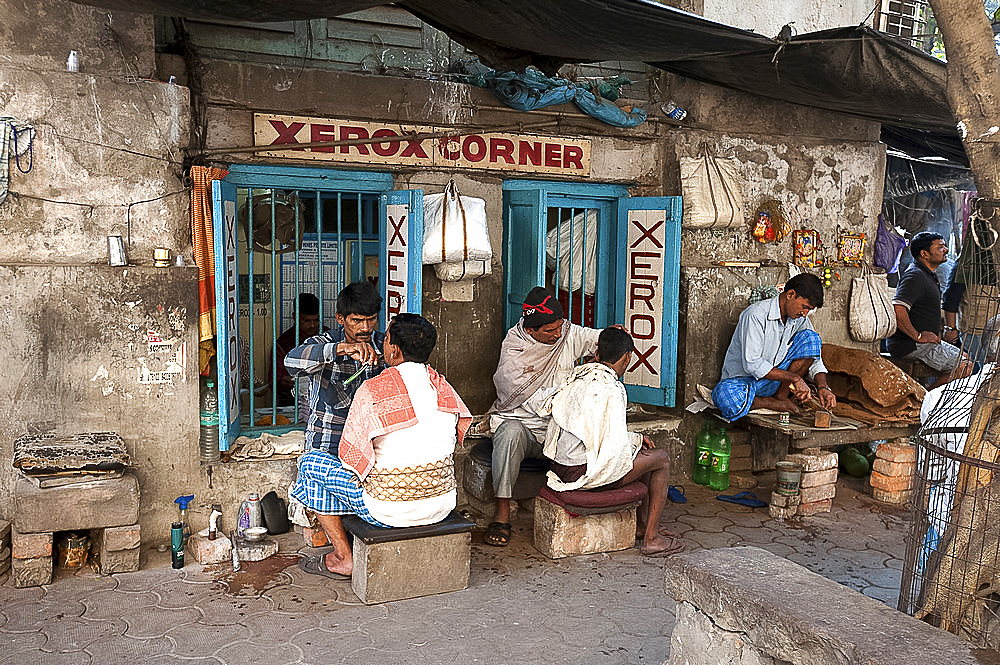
[786,449,838,516]
[0,520,10,578]
[11,527,53,587]
[728,430,756,489]
[99,525,142,574]
[869,440,916,505]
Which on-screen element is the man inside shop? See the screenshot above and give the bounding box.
[270,292,322,406]
[284,281,385,455]
[486,286,603,547]
[543,327,682,557]
[887,231,974,389]
[712,273,836,421]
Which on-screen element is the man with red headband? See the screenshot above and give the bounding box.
[485,286,602,547]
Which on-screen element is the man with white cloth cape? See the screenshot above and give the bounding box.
[486,286,602,547]
[541,327,682,557]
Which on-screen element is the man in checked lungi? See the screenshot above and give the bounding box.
[712,273,836,422]
[291,313,472,579]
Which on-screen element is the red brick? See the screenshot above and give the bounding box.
[12,529,52,559]
[800,468,838,488]
[876,442,916,464]
[303,525,329,547]
[871,487,912,505]
[870,471,913,492]
[797,499,833,516]
[102,525,141,552]
[871,458,915,478]
[799,483,836,503]
[785,451,837,472]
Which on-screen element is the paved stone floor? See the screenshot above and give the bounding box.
[0,474,909,665]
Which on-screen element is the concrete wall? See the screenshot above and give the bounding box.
[703,0,873,36]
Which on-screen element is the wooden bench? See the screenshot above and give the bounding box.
[533,482,647,558]
[341,511,475,604]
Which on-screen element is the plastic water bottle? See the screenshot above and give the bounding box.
[174,494,194,547]
[199,379,220,462]
[692,422,713,486]
[709,427,732,491]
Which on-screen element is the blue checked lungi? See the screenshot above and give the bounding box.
[712,329,822,422]
[290,450,389,527]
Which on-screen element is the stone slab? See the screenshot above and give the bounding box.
[533,496,636,559]
[352,531,470,604]
[100,547,140,575]
[670,601,778,665]
[235,536,278,562]
[102,524,141,552]
[0,519,10,545]
[13,472,139,533]
[12,554,52,588]
[799,483,836,503]
[664,546,981,665]
[12,528,52,559]
[800,467,838,488]
[188,532,233,564]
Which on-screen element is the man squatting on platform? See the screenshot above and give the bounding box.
[290,313,471,578]
[542,327,682,557]
[712,273,836,422]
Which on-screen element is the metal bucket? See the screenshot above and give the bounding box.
[775,461,803,497]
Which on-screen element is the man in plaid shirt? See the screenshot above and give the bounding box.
[284,281,385,455]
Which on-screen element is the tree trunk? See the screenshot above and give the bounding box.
[927,0,1000,199]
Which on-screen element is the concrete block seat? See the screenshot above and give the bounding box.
[462,437,551,515]
[341,510,475,604]
[534,482,647,558]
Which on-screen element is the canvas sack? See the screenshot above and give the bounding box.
[849,265,896,343]
[679,147,745,229]
[422,180,492,264]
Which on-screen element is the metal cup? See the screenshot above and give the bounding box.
[108,235,127,266]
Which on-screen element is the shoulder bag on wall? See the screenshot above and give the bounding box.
[679,146,745,229]
[422,180,492,265]
[849,265,896,343]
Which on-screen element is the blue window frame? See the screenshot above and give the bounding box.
[501,180,681,406]
[211,165,422,451]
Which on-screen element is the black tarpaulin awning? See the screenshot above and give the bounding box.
[69,0,957,134]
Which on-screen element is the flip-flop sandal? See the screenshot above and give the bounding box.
[298,555,351,580]
[483,522,512,547]
[641,536,685,557]
[716,491,767,508]
[667,485,687,503]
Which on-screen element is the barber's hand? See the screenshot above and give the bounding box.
[818,387,837,410]
[790,376,811,402]
[916,331,940,345]
[641,434,655,450]
[339,342,379,365]
[943,328,960,344]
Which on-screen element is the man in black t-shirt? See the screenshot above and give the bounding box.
[887,232,973,389]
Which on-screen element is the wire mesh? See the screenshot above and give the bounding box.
[899,199,1000,648]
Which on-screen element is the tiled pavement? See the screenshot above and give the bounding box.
[0,474,909,665]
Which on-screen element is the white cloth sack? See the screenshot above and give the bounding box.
[680,150,745,229]
[422,180,492,264]
[849,266,896,342]
[433,259,492,282]
[545,209,598,295]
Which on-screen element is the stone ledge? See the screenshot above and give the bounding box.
[664,546,980,665]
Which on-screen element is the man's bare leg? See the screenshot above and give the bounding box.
[928,358,974,389]
[495,498,512,524]
[752,357,812,413]
[610,449,677,555]
[314,513,353,576]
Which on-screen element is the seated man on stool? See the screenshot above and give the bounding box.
[291,313,471,579]
[542,327,682,557]
[712,273,836,422]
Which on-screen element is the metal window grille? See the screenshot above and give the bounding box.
[876,0,929,48]
[545,206,601,327]
[899,202,1000,648]
[236,186,380,431]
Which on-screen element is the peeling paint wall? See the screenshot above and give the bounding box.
[704,0,873,36]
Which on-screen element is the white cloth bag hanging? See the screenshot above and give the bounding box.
[422,180,492,265]
[679,146,745,229]
[849,265,896,343]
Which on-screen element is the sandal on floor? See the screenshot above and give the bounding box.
[716,491,767,508]
[641,536,685,557]
[667,485,687,503]
[484,521,512,547]
[298,555,351,580]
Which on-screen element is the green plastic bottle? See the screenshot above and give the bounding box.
[709,426,732,491]
[693,422,713,486]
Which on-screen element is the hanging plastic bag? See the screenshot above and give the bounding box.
[545,209,598,295]
[422,180,492,265]
[849,264,896,343]
[679,146,745,229]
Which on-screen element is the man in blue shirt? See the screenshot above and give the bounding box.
[284,281,385,454]
[712,273,836,422]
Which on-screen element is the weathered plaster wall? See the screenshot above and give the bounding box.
[703,0,872,36]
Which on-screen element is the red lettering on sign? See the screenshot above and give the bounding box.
[400,135,429,158]
[630,282,656,311]
[438,136,461,160]
[339,126,370,155]
[630,344,659,373]
[630,251,659,281]
[387,250,405,287]
[629,218,664,249]
[371,128,400,157]
[563,145,584,170]
[386,290,404,317]
[269,120,305,147]
[490,138,515,164]
[518,141,541,166]
[310,124,337,152]
[544,143,561,168]
[629,313,656,340]
[463,135,487,162]
[388,215,406,246]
